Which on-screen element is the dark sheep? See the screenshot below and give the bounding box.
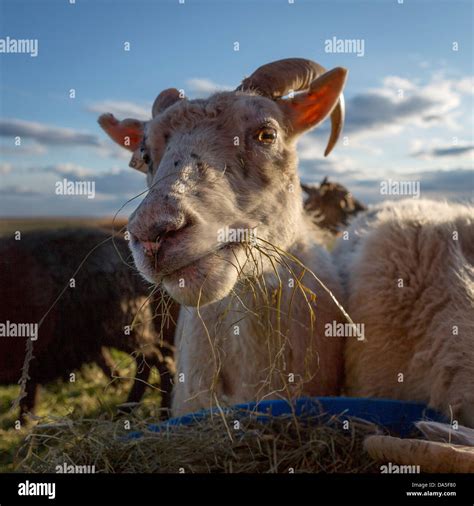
[0,227,179,421]
[301,177,366,234]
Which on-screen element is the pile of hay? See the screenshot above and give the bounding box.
[17,408,381,473]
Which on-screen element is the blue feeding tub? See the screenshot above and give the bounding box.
[127,397,447,440]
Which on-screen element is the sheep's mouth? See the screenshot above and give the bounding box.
[135,241,243,283]
[157,241,252,306]
[162,242,240,277]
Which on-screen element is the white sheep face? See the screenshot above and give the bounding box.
[98,64,347,307]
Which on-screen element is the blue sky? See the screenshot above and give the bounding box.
[0,0,472,216]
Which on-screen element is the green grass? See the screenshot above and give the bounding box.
[0,349,162,473]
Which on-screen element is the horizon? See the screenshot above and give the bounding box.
[0,0,473,216]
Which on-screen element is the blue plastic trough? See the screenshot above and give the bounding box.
[127,397,447,440]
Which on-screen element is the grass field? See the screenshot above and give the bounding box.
[0,217,161,473]
[0,352,163,473]
[0,217,128,236]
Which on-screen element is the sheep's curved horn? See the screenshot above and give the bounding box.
[237,58,345,156]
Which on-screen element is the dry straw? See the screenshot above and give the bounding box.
[18,409,381,473]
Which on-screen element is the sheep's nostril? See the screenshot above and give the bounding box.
[128,214,193,259]
[140,239,162,257]
[128,231,161,257]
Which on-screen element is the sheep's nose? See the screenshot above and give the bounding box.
[128,219,190,257]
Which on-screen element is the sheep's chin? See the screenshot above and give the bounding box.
[162,246,245,307]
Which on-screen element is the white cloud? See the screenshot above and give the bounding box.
[454,77,474,95]
[46,163,95,178]
[0,142,47,156]
[344,73,471,139]
[0,116,137,162]
[186,78,232,96]
[297,135,328,161]
[0,118,101,146]
[411,140,474,159]
[86,100,151,120]
[382,76,417,92]
[0,185,40,196]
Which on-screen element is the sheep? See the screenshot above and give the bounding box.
[332,198,474,426]
[301,177,366,234]
[0,227,178,421]
[98,58,350,416]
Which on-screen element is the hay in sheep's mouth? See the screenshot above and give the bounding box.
[17,407,381,473]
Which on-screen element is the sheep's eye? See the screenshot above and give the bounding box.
[256,127,277,144]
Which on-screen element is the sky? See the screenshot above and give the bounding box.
[0,0,472,216]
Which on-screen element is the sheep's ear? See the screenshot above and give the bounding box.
[152,88,182,117]
[279,67,347,136]
[98,113,144,152]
